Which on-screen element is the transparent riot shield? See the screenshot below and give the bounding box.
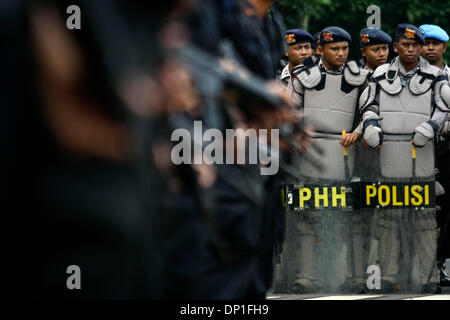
[361,135,438,294]
[273,133,439,294]
[273,132,368,294]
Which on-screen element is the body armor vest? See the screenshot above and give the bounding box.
[294,61,368,180]
[371,59,439,178]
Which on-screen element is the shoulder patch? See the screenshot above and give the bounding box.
[441,83,450,110]
[295,65,322,89]
[376,63,402,95]
[419,57,441,77]
[343,61,369,86]
[409,72,434,95]
[358,86,370,110]
[435,82,450,111]
[371,63,390,79]
[346,60,361,75]
[378,77,402,95]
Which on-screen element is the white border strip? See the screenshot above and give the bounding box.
[305,295,383,300]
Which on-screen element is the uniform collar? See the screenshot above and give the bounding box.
[318,58,344,74]
[363,64,374,72]
[280,63,291,80]
[393,56,420,76]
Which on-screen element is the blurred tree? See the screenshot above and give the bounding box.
[276,0,450,62]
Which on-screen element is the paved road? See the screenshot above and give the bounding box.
[267,292,450,300]
[268,259,450,300]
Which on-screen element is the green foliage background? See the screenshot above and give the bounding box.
[276,0,450,63]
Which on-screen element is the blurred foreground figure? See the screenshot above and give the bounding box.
[3,0,311,300]
[183,0,317,299]
[21,0,194,298]
[1,0,34,297]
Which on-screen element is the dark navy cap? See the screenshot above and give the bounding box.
[318,26,351,45]
[312,32,321,48]
[395,23,425,44]
[359,28,392,47]
[419,24,449,42]
[284,29,314,46]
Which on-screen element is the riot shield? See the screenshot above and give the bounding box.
[361,135,438,293]
[273,133,438,294]
[274,131,367,294]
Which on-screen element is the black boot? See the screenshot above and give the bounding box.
[422,283,440,294]
[289,278,319,294]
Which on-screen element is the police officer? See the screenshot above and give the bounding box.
[289,26,370,293]
[275,28,313,292]
[357,28,392,272]
[419,24,450,288]
[420,24,449,75]
[361,23,450,293]
[280,29,313,86]
[311,32,321,56]
[359,28,392,73]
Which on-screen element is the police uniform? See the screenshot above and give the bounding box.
[358,28,392,73]
[420,24,450,287]
[287,27,370,293]
[219,0,285,80]
[274,28,314,292]
[361,23,450,293]
[279,29,314,86]
[356,28,393,271]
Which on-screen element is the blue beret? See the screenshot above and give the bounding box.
[359,28,392,47]
[319,26,351,45]
[419,24,449,42]
[395,23,425,44]
[284,29,314,46]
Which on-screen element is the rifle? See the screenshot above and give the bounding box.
[173,43,325,176]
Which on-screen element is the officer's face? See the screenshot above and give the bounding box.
[361,44,389,69]
[394,38,422,65]
[320,42,349,69]
[287,42,312,67]
[422,39,447,64]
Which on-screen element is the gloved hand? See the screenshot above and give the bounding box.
[413,121,435,147]
[364,125,383,149]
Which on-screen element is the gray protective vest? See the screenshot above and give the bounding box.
[366,58,444,178]
[294,61,369,180]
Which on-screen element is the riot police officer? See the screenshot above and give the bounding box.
[420,24,449,75]
[280,29,313,86]
[359,28,392,73]
[419,24,450,288]
[288,26,370,293]
[361,23,450,293]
